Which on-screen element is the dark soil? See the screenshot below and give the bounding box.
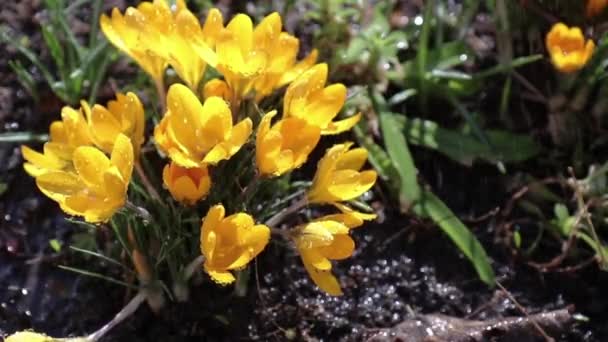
[1,1,608,342]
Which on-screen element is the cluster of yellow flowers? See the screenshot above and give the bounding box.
[21,1,377,295]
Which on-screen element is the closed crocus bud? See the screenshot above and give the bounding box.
[163,162,211,205]
[545,23,595,73]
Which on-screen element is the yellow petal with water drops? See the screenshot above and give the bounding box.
[327,169,377,202]
[104,166,128,201]
[284,63,328,116]
[61,106,92,147]
[253,12,282,50]
[110,134,134,183]
[167,147,201,169]
[225,14,253,53]
[202,118,252,165]
[199,96,233,147]
[246,224,271,254]
[337,147,368,170]
[202,8,224,47]
[36,171,84,203]
[319,235,355,260]
[331,202,377,228]
[223,212,255,243]
[100,9,129,54]
[21,146,64,175]
[72,146,110,193]
[321,113,361,135]
[279,49,319,87]
[302,256,343,296]
[166,84,205,153]
[278,117,321,168]
[90,104,122,152]
[171,10,207,89]
[201,205,225,257]
[45,142,74,161]
[301,248,332,271]
[49,121,67,143]
[306,83,347,127]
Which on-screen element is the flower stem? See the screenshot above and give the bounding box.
[87,291,147,342]
[125,201,152,222]
[184,255,205,280]
[155,79,166,113]
[135,161,161,202]
[265,196,308,228]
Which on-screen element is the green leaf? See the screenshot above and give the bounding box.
[379,112,421,205]
[513,230,522,249]
[0,132,49,143]
[49,239,62,252]
[41,24,65,76]
[474,54,543,79]
[0,183,7,196]
[8,61,39,101]
[413,190,495,285]
[399,117,541,165]
[372,90,421,205]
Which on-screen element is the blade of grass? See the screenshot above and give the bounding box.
[69,246,135,274]
[413,190,495,285]
[0,132,49,143]
[58,265,138,289]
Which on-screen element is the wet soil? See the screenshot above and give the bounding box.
[1,1,608,342]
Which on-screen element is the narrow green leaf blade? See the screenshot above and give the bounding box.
[413,190,495,285]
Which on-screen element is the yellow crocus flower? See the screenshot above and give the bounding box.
[21,104,93,177]
[200,204,270,284]
[83,92,145,157]
[293,218,357,296]
[255,110,320,177]
[251,14,318,101]
[100,2,169,84]
[35,134,134,223]
[22,92,145,177]
[587,0,608,17]
[545,23,595,73]
[192,13,267,100]
[163,161,211,205]
[284,63,361,135]
[154,84,252,168]
[307,143,377,204]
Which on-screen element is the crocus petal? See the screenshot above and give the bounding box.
[110,134,134,183]
[72,146,111,194]
[206,268,236,285]
[301,256,343,296]
[36,171,84,202]
[321,113,362,135]
[318,235,355,260]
